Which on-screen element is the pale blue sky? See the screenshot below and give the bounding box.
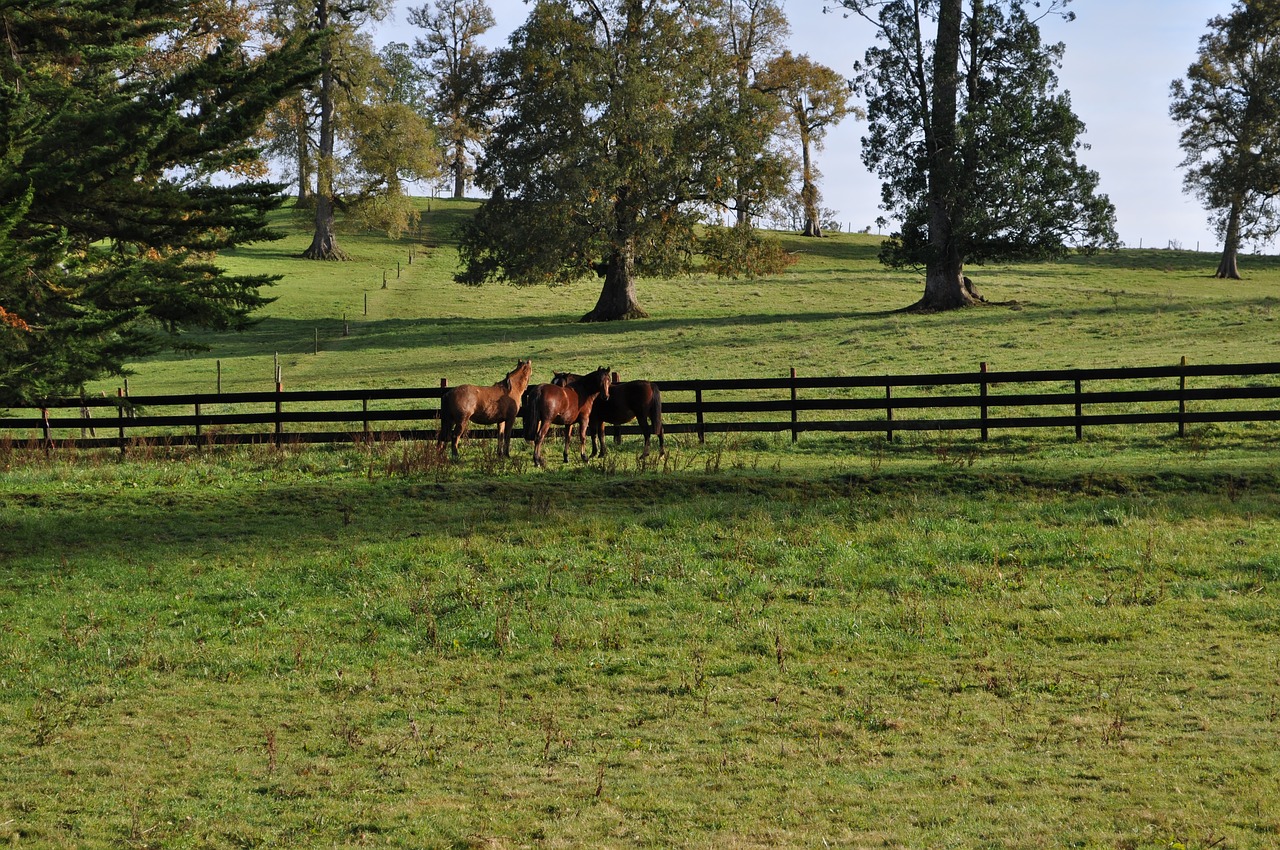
[374,0,1241,252]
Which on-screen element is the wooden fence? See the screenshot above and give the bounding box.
[5,360,1280,452]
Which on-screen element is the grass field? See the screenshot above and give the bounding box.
[87,198,1280,396]
[3,200,1279,848]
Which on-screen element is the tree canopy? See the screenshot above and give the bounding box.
[1170,0,1280,280]
[410,0,497,199]
[844,0,1116,310]
[456,0,766,321]
[0,0,318,405]
[759,51,856,238]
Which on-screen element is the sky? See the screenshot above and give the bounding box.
[371,0,1238,252]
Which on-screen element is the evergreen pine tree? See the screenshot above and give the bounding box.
[0,0,317,404]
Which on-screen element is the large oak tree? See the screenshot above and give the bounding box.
[843,0,1116,311]
[456,0,747,321]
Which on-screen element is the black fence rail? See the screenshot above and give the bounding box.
[5,360,1280,452]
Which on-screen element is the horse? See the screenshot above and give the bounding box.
[552,371,664,458]
[527,366,612,468]
[437,359,533,458]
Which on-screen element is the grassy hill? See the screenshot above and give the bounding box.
[97,198,1280,396]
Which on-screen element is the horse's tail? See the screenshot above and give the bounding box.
[649,385,664,435]
[521,386,541,441]
[650,384,665,453]
[437,389,455,443]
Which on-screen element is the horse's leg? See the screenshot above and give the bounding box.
[562,424,572,463]
[533,420,549,467]
[652,390,665,456]
[637,414,651,458]
[437,412,453,455]
[588,420,602,458]
[453,416,471,458]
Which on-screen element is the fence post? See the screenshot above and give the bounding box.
[695,387,705,444]
[117,387,127,455]
[40,407,51,451]
[979,361,989,442]
[1178,355,1187,438]
[885,384,894,443]
[789,367,799,444]
[80,398,95,439]
[1074,377,1083,441]
[362,396,370,439]
[274,379,283,448]
[195,401,202,442]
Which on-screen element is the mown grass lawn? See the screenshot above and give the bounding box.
[3,201,1279,848]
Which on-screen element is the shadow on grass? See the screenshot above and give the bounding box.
[4,464,1278,576]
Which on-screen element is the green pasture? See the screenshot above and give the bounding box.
[3,200,1280,848]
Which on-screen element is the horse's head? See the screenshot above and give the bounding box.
[596,366,612,400]
[551,371,574,387]
[505,359,533,393]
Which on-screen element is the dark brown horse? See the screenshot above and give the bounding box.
[526,366,612,467]
[437,359,532,458]
[552,371,664,458]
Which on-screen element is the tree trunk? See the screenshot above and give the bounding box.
[1215,201,1243,279]
[453,138,467,199]
[581,248,648,322]
[295,98,311,205]
[305,194,346,260]
[912,0,977,311]
[303,0,347,261]
[800,132,821,237]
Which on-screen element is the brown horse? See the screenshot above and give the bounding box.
[552,371,664,458]
[527,366,612,467]
[437,359,532,458]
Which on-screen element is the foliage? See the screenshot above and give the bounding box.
[711,0,795,226]
[262,0,439,259]
[1169,0,1280,279]
[844,0,1117,309]
[0,0,318,405]
[699,224,798,278]
[759,50,857,237]
[409,0,496,199]
[456,0,765,321]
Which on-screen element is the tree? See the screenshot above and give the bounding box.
[410,0,496,199]
[842,0,1116,311]
[1170,0,1280,280]
[265,0,440,257]
[457,0,746,321]
[760,51,856,237]
[712,0,793,227]
[341,41,442,237]
[0,0,318,405]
